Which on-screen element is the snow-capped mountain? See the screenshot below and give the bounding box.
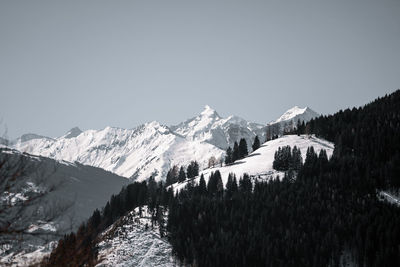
[171,105,265,149]
[14,121,224,182]
[269,106,319,127]
[12,105,319,183]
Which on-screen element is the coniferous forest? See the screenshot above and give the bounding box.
[43,90,400,267]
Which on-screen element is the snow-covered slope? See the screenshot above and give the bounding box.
[14,122,224,182]
[267,106,319,133]
[96,206,174,267]
[171,105,265,150]
[12,106,320,183]
[172,135,334,192]
[271,106,318,124]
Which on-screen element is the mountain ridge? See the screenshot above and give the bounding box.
[12,105,318,182]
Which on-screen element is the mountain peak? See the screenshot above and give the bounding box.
[271,106,319,124]
[143,121,171,135]
[200,105,220,118]
[145,120,166,129]
[64,127,82,139]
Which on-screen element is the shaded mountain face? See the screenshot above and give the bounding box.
[63,127,82,139]
[0,148,128,265]
[11,105,318,182]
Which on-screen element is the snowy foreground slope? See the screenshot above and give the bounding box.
[173,135,334,192]
[96,206,175,267]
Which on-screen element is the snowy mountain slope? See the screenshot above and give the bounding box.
[172,135,334,192]
[96,206,175,267]
[271,106,318,124]
[171,105,265,150]
[267,106,319,134]
[0,148,128,266]
[12,105,320,183]
[14,122,224,182]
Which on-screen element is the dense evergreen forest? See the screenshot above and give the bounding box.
[166,90,400,266]
[43,90,400,266]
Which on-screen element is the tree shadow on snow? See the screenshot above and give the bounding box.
[246,153,261,158]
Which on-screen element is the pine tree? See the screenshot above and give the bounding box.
[273,145,302,172]
[239,173,252,193]
[225,146,233,165]
[187,161,199,178]
[238,138,248,159]
[166,169,174,186]
[215,171,224,197]
[166,165,178,186]
[252,136,260,152]
[226,173,238,198]
[291,146,303,171]
[198,174,207,195]
[207,172,217,195]
[232,142,239,162]
[281,146,291,170]
[178,166,186,182]
[192,161,199,177]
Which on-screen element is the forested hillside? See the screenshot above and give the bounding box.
[305,91,400,188]
[167,90,400,267]
[43,90,400,267]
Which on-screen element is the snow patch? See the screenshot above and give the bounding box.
[96,206,175,267]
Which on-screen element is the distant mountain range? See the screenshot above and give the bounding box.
[1,105,320,265]
[11,106,319,182]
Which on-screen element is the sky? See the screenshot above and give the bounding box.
[1,0,399,138]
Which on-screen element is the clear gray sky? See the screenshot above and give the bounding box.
[1,0,399,138]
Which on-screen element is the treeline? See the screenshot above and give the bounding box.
[225,136,260,165]
[301,90,400,189]
[165,161,199,186]
[43,90,400,266]
[166,90,400,266]
[272,145,303,172]
[167,145,400,267]
[42,178,173,266]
